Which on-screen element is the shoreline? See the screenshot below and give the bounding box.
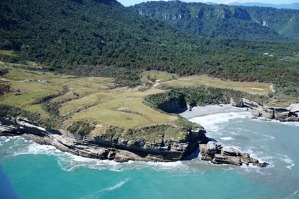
[180,104,248,120]
[0,117,207,163]
[0,113,269,167]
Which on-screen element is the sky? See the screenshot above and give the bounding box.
[118,0,299,7]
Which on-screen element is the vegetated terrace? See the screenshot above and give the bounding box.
[0,61,273,135]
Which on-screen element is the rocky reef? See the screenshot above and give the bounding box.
[0,117,267,167]
[0,117,206,162]
[200,142,268,167]
[232,98,299,122]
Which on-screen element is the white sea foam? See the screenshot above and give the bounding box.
[146,161,189,172]
[254,116,299,127]
[281,155,295,170]
[27,143,57,155]
[80,178,130,199]
[240,164,267,175]
[56,151,124,172]
[220,137,234,141]
[283,122,299,127]
[12,141,58,157]
[106,178,129,191]
[287,188,299,199]
[190,112,250,131]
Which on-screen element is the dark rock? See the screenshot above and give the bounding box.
[251,110,262,118]
[107,149,116,160]
[206,141,218,154]
[249,158,259,164]
[242,98,262,109]
[253,162,269,167]
[274,108,290,121]
[199,141,267,167]
[222,147,240,156]
[285,117,299,122]
[212,154,242,166]
[201,154,213,161]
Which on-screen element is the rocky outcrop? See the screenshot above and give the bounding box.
[232,98,299,122]
[0,117,268,167]
[0,117,207,162]
[200,141,268,167]
[231,98,262,109]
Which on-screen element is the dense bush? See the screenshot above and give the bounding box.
[67,121,94,136]
[144,85,267,112]
[131,1,299,40]
[0,0,299,88]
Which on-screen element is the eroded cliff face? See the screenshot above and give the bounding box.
[0,117,208,162]
[0,117,269,167]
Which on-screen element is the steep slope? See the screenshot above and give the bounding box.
[130,1,299,40]
[0,0,168,64]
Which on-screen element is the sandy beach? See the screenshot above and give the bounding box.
[180,104,248,120]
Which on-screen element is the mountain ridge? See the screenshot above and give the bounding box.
[228,2,299,10]
[130,1,299,40]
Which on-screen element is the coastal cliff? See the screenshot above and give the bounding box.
[0,117,207,162]
[0,117,268,167]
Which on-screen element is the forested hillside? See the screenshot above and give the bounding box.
[130,1,299,40]
[0,0,299,92]
[228,2,299,10]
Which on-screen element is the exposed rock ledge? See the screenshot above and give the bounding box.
[0,117,268,167]
[232,98,299,122]
[200,142,268,167]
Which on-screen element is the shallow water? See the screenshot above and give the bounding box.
[1,111,299,199]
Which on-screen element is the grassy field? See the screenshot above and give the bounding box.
[0,50,16,57]
[0,64,276,133]
[141,71,178,84]
[65,88,177,133]
[0,65,177,132]
[158,74,272,95]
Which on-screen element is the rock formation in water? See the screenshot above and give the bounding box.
[200,141,268,167]
[232,98,299,122]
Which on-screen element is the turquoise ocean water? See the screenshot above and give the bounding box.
[1,111,299,199]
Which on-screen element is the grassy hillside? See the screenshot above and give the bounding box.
[0,62,179,132]
[1,61,295,132]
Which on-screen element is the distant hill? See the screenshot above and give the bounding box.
[228,2,299,10]
[130,1,299,40]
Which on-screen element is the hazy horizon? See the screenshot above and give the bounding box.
[118,0,299,7]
